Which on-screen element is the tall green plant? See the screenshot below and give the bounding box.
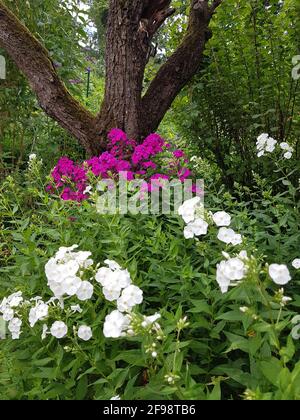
[175,0,300,186]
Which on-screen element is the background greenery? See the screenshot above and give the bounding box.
[1,0,299,183]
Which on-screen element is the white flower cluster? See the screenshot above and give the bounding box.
[212,211,231,227]
[212,212,243,245]
[256,133,277,157]
[178,196,202,224]
[217,255,294,293]
[29,300,49,327]
[45,245,94,300]
[184,218,208,239]
[0,292,24,339]
[178,200,246,292]
[256,133,294,159]
[96,260,134,304]
[178,199,243,246]
[0,293,24,339]
[178,200,296,295]
[103,310,131,338]
[0,247,162,345]
[178,197,208,239]
[279,142,294,160]
[8,318,22,340]
[0,291,23,322]
[96,260,146,338]
[216,251,249,293]
[0,246,95,341]
[0,249,162,344]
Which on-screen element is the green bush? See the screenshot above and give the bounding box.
[0,151,299,401]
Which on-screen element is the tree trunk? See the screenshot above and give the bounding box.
[96,0,149,142]
[0,0,224,156]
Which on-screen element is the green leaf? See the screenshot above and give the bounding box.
[75,376,88,400]
[259,358,283,386]
[207,382,221,400]
[279,336,295,364]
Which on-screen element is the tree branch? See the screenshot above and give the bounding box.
[210,0,223,14]
[0,1,102,155]
[141,0,175,38]
[141,0,217,135]
[150,7,176,36]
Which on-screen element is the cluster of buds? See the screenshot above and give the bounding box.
[145,342,158,358]
[240,306,259,321]
[28,154,43,173]
[164,373,180,385]
[176,316,190,331]
[124,312,165,342]
[243,389,258,400]
[274,288,292,307]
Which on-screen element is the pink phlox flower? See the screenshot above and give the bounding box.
[178,167,191,182]
[116,160,132,172]
[173,150,185,159]
[49,130,193,203]
[142,161,157,170]
[108,128,127,144]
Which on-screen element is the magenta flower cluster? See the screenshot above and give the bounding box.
[49,157,87,202]
[48,129,192,202]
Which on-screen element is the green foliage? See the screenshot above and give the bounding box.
[0,0,93,170]
[171,0,300,186]
[0,156,299,400]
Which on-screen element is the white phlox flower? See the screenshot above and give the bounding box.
[103,310,131,338]
[117,285,143,313]
[77,325,93,341]
[29,301,49,327]
[217,227,242,246]
[8,317,22,340]
[184,218,208,239]
[292,259,300,270]
[256,133,277,156]
[45,245,94,299]
[178,197,201,224]
[50,321,68,339]
[212,211,231,227]
[216,257,248,293]
[269,264,291,285]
